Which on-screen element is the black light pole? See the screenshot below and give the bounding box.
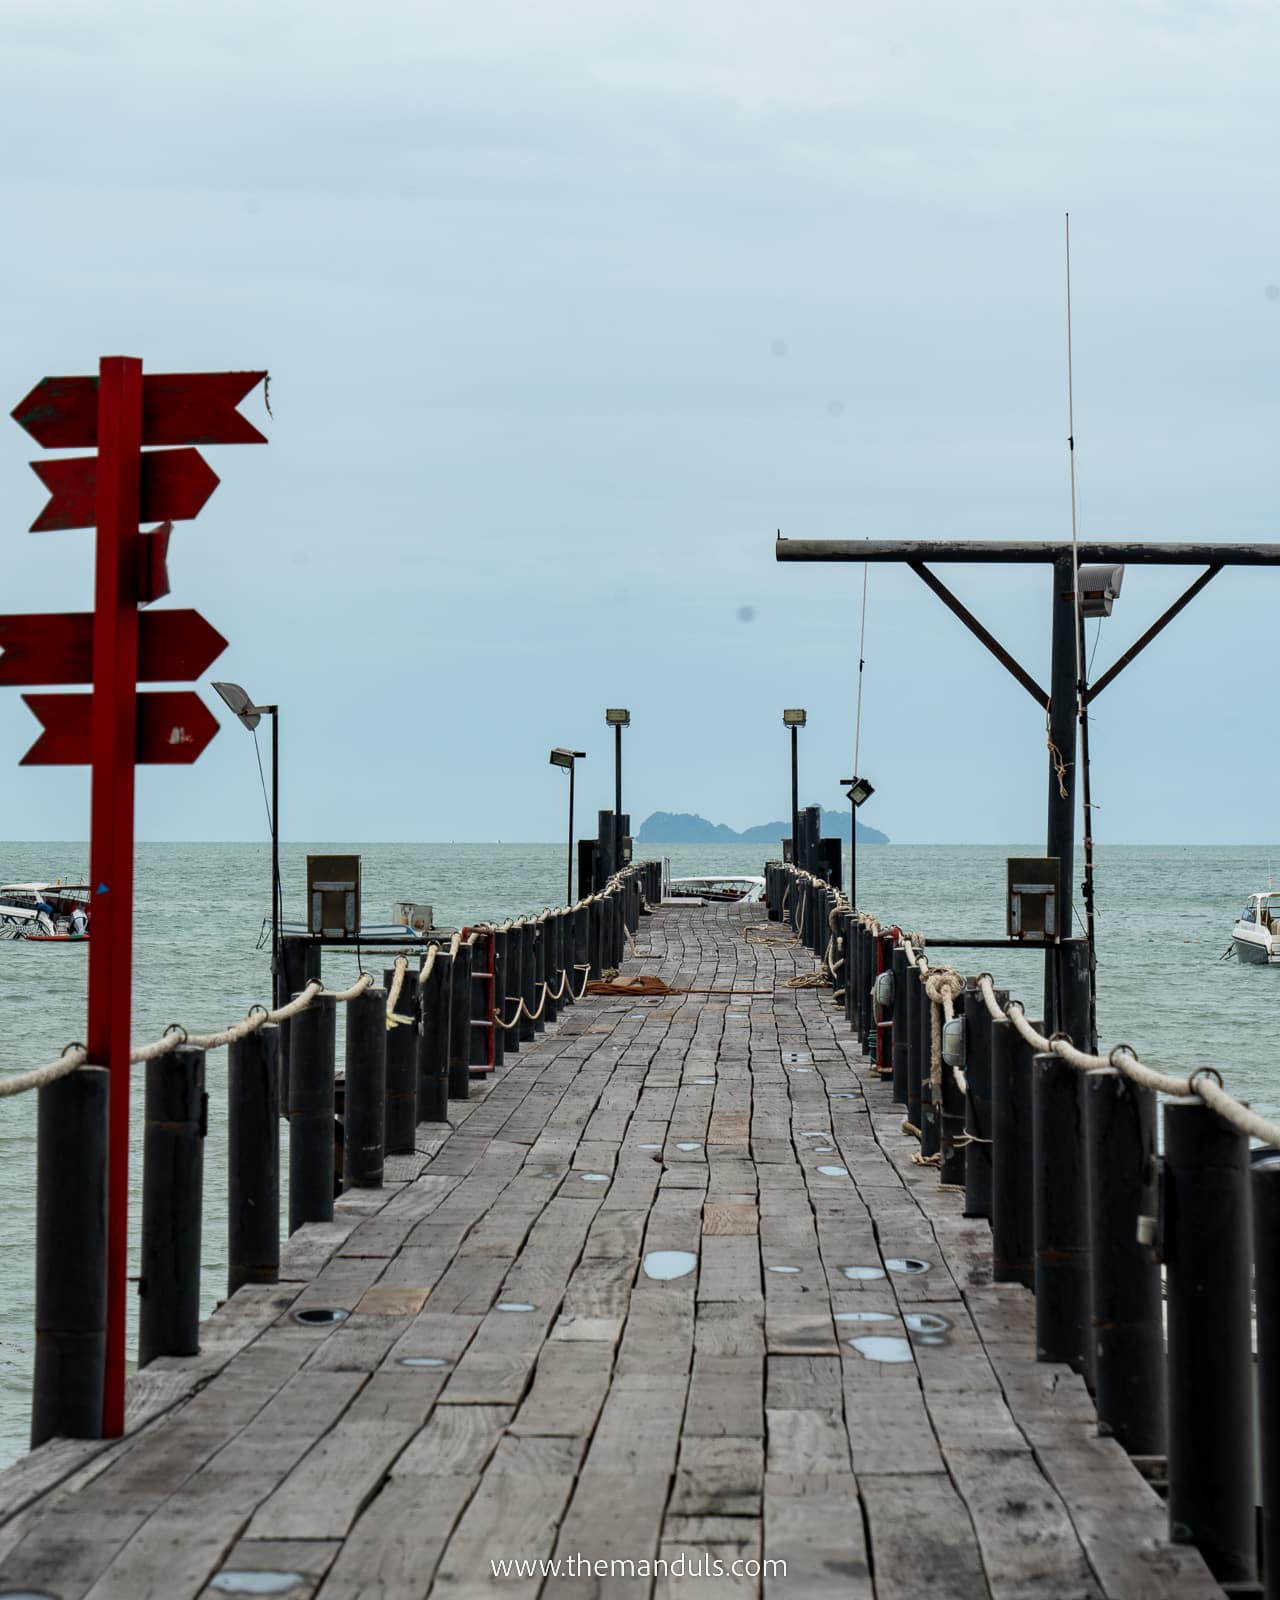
[606,709,630,872]
[550,749,586,903]
[783,710,806,866]
[841,776,875,913]
[213,681,281,1002]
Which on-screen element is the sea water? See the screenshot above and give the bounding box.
[0,839,1274,1463]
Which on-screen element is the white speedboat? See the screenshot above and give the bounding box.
[1232,891,1280,964]
[665,875,765,905]
[0,882,91,941]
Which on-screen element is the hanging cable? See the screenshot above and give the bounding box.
[251,725,273,835]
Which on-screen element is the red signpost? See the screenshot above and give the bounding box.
[8,359,266,1436]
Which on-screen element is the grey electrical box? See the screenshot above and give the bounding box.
[308,854,361,937]
[1007,857,1059,941]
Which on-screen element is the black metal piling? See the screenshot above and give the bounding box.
[288,991,336,1233]
[1252,1154,1280,1600]
[960,987,1002,1219]
[1083,1067,1164,1454]
[491,926,509,1063]
[991,1018,1034,1287]
[520,922,538,1042]
[541,918,559,1027]
[384,965,418,1155]
[890,945,909,1104]
[589,898,604,980]
[553,913,572,1010]
[904,963,923,1134]
[918,966,940,1158]
[532,919,548,1032]
[139,1046,206,1366]
[938,981,969,1188]
[228,1024,280,1297]
[503,923,523,1055]
[1163,1096,1256,1585]
[574,903,591,993]
[1031,1050,1088,1373]
[840,913,855,1029]
[449,939,474,1097]
[344,985,386,1188]
[31,1064,109,1447]
[417,945,451,1122]
[278,936,321,1118]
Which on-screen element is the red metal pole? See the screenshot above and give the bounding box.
[89,356,143,1437]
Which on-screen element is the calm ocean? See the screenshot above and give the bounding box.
[0,839,1274,1463]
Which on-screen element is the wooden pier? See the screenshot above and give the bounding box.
[0,897,1220,1598]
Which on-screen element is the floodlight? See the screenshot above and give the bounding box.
[782,709,807,727]
[549,748,576,769]
[1078,564,1124,619]
[842,776,875,807]
[605,709,631,727]
[212,680,263,731]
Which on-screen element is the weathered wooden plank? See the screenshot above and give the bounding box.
[762,1472,871,1598]
[946,1447,1102,1599]
[244,1374,443,1541]
[858,1473,992,1600]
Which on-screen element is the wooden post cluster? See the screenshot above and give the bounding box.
[774,862,1273,1587]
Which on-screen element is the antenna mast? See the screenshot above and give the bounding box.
[1067,213,1099,1051]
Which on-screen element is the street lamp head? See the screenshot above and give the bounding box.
[1077,564,1124,618]
[212,680,264,732]
[605,709,631,727]
[782,709,807,728]
[842,775,875,807]
[549,748,587,769]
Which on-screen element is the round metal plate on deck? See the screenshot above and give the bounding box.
[290,1306,350,1326]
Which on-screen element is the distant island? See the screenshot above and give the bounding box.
[636,809,889,845]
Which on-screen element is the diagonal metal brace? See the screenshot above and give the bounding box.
[908,561,1048,706]
[1085,565,1222,701]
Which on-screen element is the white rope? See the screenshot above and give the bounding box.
[976,976,1280,1148]
[385,956,408,1018]
[924,967,966,1099]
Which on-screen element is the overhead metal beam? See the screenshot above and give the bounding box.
[1085,565,1223,702]
[908,562,1047,706]
[777,537,1280,566]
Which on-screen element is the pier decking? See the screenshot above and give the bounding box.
[0,901,1219,1598]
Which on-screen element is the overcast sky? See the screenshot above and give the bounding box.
[0,0,1276,845]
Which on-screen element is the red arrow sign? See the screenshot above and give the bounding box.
[20,690,219,765]
[29,448,220,532]
[11,372,268,449]
[0,609,227,686]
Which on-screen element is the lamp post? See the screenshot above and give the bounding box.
[605,709,630,873]
[550,749,587,903]
[840,775,875,912]
[782,710,806,867]
[212,682,281,1003]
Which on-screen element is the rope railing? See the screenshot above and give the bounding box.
[975,974,1280,1148]
[0,971,376,1099]
[3,865,652,1100]
[777,863,1280,1151]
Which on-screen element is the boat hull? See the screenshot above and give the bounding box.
[1234,931,1278,965]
